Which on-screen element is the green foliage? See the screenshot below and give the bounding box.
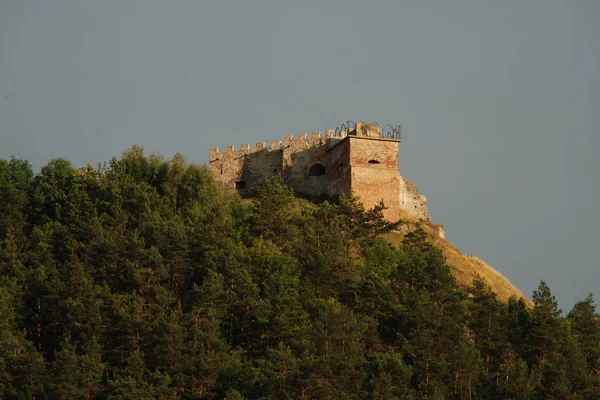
[0,149,596,398]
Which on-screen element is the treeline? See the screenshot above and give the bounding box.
[0,147,598,399]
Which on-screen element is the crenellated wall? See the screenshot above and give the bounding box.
[209,130,347,198]
[209,140,283,193]
[283,132,330,197]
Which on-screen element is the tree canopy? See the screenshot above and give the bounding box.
[0,149,598,399]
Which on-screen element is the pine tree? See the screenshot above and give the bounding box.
[252,176,301,250]
[529,281,571,398]
[180,271,230,397]
[50,340,103,399]
[363,352,414,399]
[468,276,510,398]
[1,150,595,398]
[568,294,600,397]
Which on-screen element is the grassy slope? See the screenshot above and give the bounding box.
[382,209,532,306]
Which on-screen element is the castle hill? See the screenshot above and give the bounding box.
[0,130,592,398]
[2,1,596,397]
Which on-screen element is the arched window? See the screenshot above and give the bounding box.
[368,160,380,164]
[309,163,326,177]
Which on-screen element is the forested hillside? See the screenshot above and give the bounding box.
[1,147,599,399]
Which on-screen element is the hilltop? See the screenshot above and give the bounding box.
[207,122,528,304]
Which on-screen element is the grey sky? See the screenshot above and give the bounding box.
[1,0,599,311]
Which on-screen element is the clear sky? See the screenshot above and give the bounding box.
[1,0,599,311]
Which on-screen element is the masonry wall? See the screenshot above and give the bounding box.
[325,137,351,198]
[399,176,429,220]
[346,137,402,221]
[348,136,399,168]
[283,132,330,198]
[209,141,283,194]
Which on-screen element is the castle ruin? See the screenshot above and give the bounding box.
[209,122,442,236]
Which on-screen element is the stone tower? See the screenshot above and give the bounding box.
[324,123,402,221]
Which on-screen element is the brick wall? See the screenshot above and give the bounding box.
[346,136,402,221]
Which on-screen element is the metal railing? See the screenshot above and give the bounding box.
[382,124,402,140]
[333,120,356,137]
[332,121,402,140]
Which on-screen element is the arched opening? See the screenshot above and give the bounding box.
[308,163,326,177]
[368,159,381,164]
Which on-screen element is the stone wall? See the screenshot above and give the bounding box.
[209,141,283,194]
[209,130,351,198]
[354,122,382,138]
[325,136,352,198]
[283,132,330,198]
[429,222,445,239]
[399,176,429,220]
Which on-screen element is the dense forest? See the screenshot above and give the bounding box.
[1,147,599,399]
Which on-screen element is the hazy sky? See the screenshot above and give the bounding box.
[1,0,599,311]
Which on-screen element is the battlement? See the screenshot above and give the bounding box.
[209,120,402,161]
[209,140,282,162]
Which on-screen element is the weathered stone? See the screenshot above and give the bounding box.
[399,177,428,220]
[355,122,382,138]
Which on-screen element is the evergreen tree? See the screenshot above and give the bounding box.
[0,150,593,398]
[568,294,600,397]
[468,276,510,398]
[0,277,47,398]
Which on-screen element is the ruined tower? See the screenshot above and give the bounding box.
[209,121,430,224]
[324,123,403,221]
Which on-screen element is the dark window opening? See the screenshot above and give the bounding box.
[368,160,381,164]
[309,163,326,177]
[273,168,278,174]
[235,181,246,190]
